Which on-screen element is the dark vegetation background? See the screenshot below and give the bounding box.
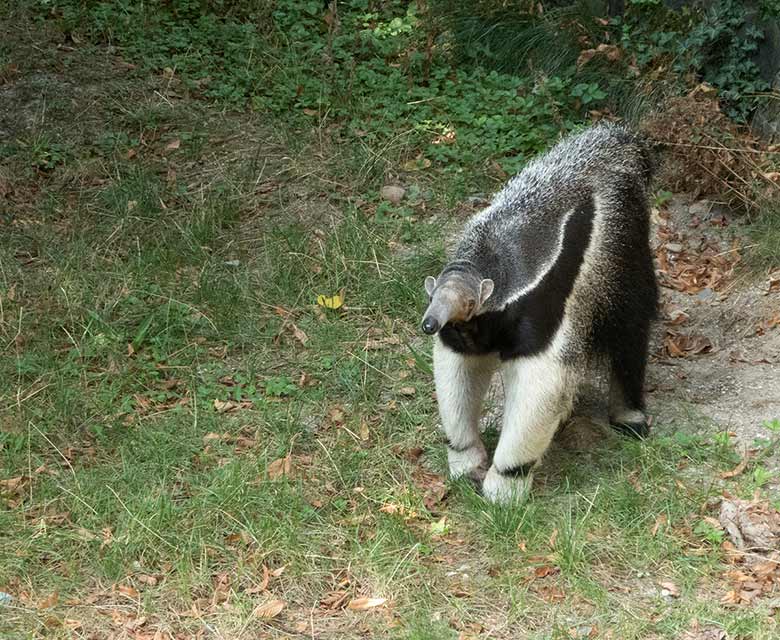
[12,0,780,252]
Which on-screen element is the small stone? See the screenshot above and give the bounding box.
[466,194,490,207]
[666,243,684,253]
[689,200,712,216]
[380,185,405,204]
[223,260,241,267]
[697,288,715,302]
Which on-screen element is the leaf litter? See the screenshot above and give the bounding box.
[715,495,780,607]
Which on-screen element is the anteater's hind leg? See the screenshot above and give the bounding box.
[433,338,498,483]
[608,320,651,439]
[482,353,575,503]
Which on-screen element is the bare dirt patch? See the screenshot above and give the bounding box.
[647,195,780,446]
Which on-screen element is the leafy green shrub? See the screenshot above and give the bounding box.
[621,0,770,122]
[26,0,594,175]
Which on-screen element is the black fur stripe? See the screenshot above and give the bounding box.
[438,197,596,360]
[498,461,536,477]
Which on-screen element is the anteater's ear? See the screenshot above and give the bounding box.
[424,276,437,296]
[479,279,494,305]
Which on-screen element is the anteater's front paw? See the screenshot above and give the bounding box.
[481,465,533,504]
[447,444,488,480]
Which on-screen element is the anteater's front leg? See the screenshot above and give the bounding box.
[482,353,575,503]
[433,338,498,483]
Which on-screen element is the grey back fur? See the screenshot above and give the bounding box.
[451,123,656,313]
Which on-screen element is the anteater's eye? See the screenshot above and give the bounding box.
[467,300,476,312]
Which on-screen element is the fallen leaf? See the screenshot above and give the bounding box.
[398,386,416,397]
[329,406,346,426]
[347,596,387,611]
[165,138,180,151]
[125,615,147,631]
[253,599,285,618]
[290,323,308,346]
[267,456,292,481]
[533,565,560,579]
[116,585,139,599]
[320,590,349,610]
[681,622,726,640]
[0,476,26,493]
[576,49,597,68]
[663,331,713,358]
[38,591,59,609]
[651,514,668,537]
[719,498,780,550]
[213,399,252,413]
[538,584,566,603]
[412,469,448,512]
[364,335,401,350]
[720,450,751,479]
[316,293,343,309]
[659,581,681,598]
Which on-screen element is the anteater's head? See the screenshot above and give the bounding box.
[421,271,494,335]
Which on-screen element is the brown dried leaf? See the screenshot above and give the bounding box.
[651,514,668,537]
[290,323,308,346]
[213,399,252,413]
[347,596,387,611]
[663,331,713,358]
[253,599,285,618]
[320,590,349,610]
[720,450,751,479]
[538,584,565,603]
[576,49,597,68]
[165,138,180,151]
[398,386,416,397]
[38,591,59,609]
[0,476,26,494]
[413,469,448,512]
[364,335,401,350]
[719,498,780,550]
[116,584,139,599]
[533,565,560,579]
[267,456,292,481]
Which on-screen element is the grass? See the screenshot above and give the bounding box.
[1,4,780,640]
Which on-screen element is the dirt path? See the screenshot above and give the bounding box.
[647,195,780,446]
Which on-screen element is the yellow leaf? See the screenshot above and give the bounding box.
[253,599,286,618]
[316,293,343,309]
[347,596,387,611]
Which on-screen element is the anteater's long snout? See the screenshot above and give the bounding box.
[421,296,455,336]
[421,316,440,335]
